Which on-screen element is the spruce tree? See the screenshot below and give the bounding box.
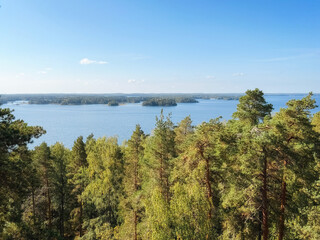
[68,136,88,238]
[51,142,70,239]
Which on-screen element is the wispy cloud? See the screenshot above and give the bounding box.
[128,79,145,84]
[232,72,245,77]
[37,67,52,74]
[205,75,215,79]
[80,58,108,65]
[15,73,25,78]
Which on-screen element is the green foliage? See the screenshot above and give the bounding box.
[142,98,177,106]
[312,111,320,133]
[142,111,176,238]
[50,142,71,239]
[119,125,145,240]
[1,89,320,240]
[232,88,273,125]
[81,137,124,239]
[68,136,89,238]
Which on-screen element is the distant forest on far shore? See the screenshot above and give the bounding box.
[0,93,240,106]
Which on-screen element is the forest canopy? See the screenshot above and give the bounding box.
[0,89,320,240]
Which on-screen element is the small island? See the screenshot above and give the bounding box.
[108,101,119,106]
[142,98,177,106]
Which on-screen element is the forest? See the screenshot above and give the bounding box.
[1,89,320,240]
[0,94,237,106]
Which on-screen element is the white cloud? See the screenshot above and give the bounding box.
[205,75,215,79]
[128,79,136,83]
[80,58,108,65]
[232,72,245,77]
[38,71,47,74]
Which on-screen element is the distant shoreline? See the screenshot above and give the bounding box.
[0,94,240,106]
[1,93,318,106]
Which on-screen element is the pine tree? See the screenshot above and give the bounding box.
[119,125,145,240]
[142,110,176,239]
[171,119,225,239]
[0,107,44,236]
[232,88,273,126]
[270,93,319,240]
[222,89,274,240]
[174,116,194,154]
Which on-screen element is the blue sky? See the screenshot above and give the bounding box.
[0,0,319,93]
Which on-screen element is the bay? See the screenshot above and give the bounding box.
[2,94,320,148]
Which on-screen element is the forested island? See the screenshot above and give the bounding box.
[0,93,237,106]
[142,98,178,106]
[1,89,320,240]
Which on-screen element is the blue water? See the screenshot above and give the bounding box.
[2,94,320,148]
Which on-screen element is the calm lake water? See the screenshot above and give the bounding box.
[2,94,320,148]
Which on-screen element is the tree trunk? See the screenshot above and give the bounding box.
[258,210,262,240]
[278,159,287,240]
[262,153,269,240]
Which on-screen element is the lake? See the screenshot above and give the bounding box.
[2,94,320,148]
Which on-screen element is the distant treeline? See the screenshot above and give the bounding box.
[0,93,240,106]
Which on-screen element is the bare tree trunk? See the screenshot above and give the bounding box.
[278,159,287,240]
[262,153,269,240]
[258,210,262,240]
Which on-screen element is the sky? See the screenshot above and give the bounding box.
[0,0,319,93]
